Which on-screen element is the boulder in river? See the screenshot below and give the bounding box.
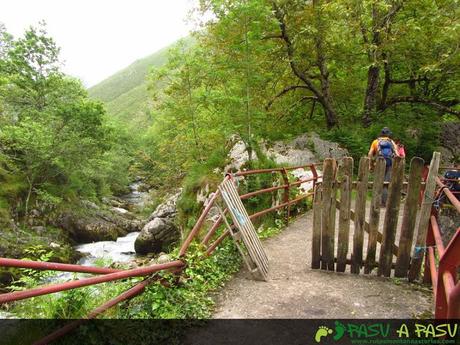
[56,202,143,243]
[135,190,181,255]
[134,217,180,254]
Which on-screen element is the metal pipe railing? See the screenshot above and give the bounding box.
[436,176,460,213]
[205,191,314,255]
[178,189,222,256]
[424,176,460,319]
[191,164,320,254]
[0,162,321,337]
[0,260,184,304]
[0,258,121,275]
[32,278,152,345]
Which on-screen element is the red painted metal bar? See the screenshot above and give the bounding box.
[206,192,314,255]
[33,278,152,345]
[240,184,288,200]
[249,192,313,220]
[311,164,318,191]
[203,171,319,245]
[448,282,460,318]
[432,218,460,319]
[206,229,230,256]
[289,176,317,187]
[0,260,184,304]
[178,189,222,256]
[430,216,446,257]
[436,176,460,213]
[191,165,319,252]
[437,271,456,318]
[427,247,438,300]
[234,164,316,177]
[201,211,226,245]
[0,258,121,275]
[235,168,284,176]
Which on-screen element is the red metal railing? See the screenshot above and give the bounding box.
[188,164,319,256]
[0,163,320,344]
[423,173,460,318]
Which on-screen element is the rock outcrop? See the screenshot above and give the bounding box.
[225,132,348,172]
[440,122,460,165]
[262,133,348,165]
[134,191,181,255]
[56,202,142,243]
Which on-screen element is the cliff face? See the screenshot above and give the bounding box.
[440,122,460,165]
[225,132,349,172]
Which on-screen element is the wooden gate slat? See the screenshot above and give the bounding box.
[335,201,399,256]
[364,157,386,273]
[321,158,336,271]
[378,157,405,277]
[408,152,441,282]
[224,181,268,273]
[219,178,269,280]
[395,157,424,278]
[311,185,322,269]
[337,157,353,272]
[226,182,269,271]
[351,157,370,274]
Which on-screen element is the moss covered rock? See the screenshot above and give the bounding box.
[56,202,143,243]
[134,217,179,254]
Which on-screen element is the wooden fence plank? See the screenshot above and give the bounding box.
[378,157,405,277]
[321,158,335,271]
[351,157,370,274]
[408,152,441,282]
[364,157,386,273]
[337,157,353,272]
[311,185,322,269]
[395,157,424,278]
[335,201,399,256]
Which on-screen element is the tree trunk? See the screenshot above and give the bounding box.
[25,176,33,222]
[314,0,338,129]
[362,65,380,126]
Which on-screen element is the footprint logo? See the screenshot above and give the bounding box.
[333,321,346,341]
[314,326,333,343]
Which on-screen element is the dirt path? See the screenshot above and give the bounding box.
[212,211,432,318]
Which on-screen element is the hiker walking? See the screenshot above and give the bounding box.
[395,139,406,158]
[368,127,400,206]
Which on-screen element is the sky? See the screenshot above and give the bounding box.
[1,0,196,87]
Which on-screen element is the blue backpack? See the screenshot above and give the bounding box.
[378,138,394,167]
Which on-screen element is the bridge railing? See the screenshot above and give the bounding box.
[424,169,460,318]
[0,163,320,344]
[179,163,320,256]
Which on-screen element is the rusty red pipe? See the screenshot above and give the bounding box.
[206,229,230,256]
[234,164,317,177]
[289,176,317,187]
[0,260,184,304]
[206,192,314,255]
[430,216,445,257]
[436,176,460,213]
[0,258,121,275]
[427,247,438,300]
[447,282,460,318]
[33,278,152,345]
[201,210,226,245]
[178,189,222,257]
[240,184,288,200]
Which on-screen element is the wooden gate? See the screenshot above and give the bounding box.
[311,153,440,280]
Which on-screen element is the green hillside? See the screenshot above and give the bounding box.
[87,43,171,127]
